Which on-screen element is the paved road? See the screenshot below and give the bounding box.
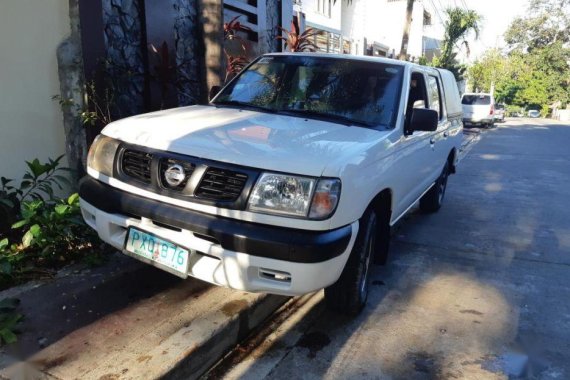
[214,119,570,380]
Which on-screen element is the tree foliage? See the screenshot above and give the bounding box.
[434,8,482,81]
[504,0,570,52]
[467,0,570,114]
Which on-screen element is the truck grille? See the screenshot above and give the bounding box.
[195,168,248,201]
[159,158,195,190]
[122,149,153,184]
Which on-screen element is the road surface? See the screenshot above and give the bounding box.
[212,119,570,380]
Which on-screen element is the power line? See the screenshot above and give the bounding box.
[428,0,444,25]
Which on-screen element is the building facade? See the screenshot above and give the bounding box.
[297,0,440,60]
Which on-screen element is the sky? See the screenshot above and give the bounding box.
[422,0,529,61]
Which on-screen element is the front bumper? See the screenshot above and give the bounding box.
[79,177,357,295]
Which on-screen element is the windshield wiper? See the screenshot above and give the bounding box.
[212,100,276,114]
[276,108,373,128]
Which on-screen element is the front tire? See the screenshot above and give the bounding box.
[325,209,377,315]
[419,161,450,213]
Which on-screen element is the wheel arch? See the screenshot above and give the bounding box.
[448,148,457,174]
[367,188,393,220]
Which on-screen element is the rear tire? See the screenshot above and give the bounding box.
[325,209,377,315]
[419,161,450,213]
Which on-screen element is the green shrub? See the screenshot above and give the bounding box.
[0,155,70,234]
[0,156,108,290]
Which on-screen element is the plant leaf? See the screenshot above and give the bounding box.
[29,224,41,237]
[67,193,79,205]
[0,328,18,344]
[11,220,28,229]
[22,230,34,248]
[55,204,70,215]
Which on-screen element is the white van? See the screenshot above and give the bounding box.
[461,93,495,128]
[80,53,463,314]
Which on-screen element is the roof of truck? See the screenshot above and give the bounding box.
[265,52,425,70]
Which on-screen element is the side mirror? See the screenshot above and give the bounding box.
[209,85,222,101]
[408,108,438,133]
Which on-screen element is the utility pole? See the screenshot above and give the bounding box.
[398,0,415,60]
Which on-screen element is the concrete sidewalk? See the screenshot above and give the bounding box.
[0,254,287,379]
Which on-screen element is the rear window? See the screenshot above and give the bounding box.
[462,95,491,105]
[495,104,504,110]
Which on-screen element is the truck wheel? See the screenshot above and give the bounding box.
[325,209,377,315]
[419,161,449,213]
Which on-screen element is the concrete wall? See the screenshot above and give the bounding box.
[366,0,425,59]
[302,0,342,33]
[0,0,70,182]
[341,0,428,58]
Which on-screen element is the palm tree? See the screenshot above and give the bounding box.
[436,8,482,80]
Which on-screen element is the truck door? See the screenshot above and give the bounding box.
[392,70,439,218]
[426,73,450,181]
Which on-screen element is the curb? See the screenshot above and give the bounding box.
[166,294,288,380]
[1,281,288,380]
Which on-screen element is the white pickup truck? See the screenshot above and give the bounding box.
[80,53,463,314]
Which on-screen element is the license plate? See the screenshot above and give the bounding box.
[124,227,189,275]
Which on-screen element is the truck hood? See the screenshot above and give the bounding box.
[102,105,389,177]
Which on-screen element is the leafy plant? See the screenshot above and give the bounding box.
[0,156,70,234]
[0,298,22,345]
[225,53,250,83]
[0,192,105,289]
[53,80,114,127]
[277,21,320,53]
[222,16,252,84]
[224,15,252,41]
[436,7,482,80]
[11,193,97,262]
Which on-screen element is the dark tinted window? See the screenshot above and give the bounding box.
[495,104,505,110]
[462,95,491,105]
[214,55,405,128]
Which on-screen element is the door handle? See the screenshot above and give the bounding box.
[443,131,449,138]
[430,138,435,144]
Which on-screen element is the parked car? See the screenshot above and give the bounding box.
[79,53,463,315]
[461,93,495,128]
[528,109,540,118]
[494,103,506,122]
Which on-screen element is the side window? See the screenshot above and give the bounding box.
[427,75,442,120]
[407,72,428,111]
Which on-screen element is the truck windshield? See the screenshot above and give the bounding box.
[462,95,491,105]
[212,55,404,129]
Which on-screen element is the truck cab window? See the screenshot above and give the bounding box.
[405,72,428,129]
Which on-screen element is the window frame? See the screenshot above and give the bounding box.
[427,74,444,121]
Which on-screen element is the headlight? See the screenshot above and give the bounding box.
[87,135,120,177]
[247,173,340,219]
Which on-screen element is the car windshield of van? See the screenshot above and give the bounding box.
[462,95,491,105]
[212,55,405,129]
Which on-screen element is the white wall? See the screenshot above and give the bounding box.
[364,0,425,59]
[302,0,342,32]
[0,0,70,182]
[341,0,367,55]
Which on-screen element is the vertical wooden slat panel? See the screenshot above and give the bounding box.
[198,0,224,99]
[143,0,178,109]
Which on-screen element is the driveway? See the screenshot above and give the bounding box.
[213,119,570,380]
